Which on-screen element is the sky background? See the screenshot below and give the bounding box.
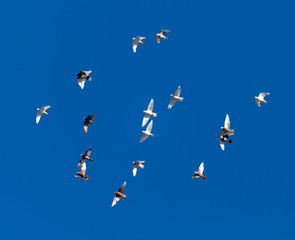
[0,0,294,239]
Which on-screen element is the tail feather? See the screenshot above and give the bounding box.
[153,113,157,117]
[264,100,268,104]
[179,97,184,102]
[122,194,127,199]
[202,175,207,179]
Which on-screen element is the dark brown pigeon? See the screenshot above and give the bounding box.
[77,147,93,168]
[83,115,96,133]
[112,181,127,207]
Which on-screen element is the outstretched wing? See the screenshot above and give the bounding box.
[119,181,126,193]
[77,78,86,89]
[198,162,204,175]
[89,115,96,120]
[132,42,138,53]
[41,106,51,111]
[160,29,170,35]
[258,92,270,99]
[81,70,92,76]
[168,98,177,109]
[255,98,261,107]
[224,114,230,129]
[112,196,120,207]
[220,140,225,151]
[146,120,153,133]
[174,86,181,97]
[140,133,148,143]
[142,114,150,127]
[85,146,92,156]
[148,99,154,111]
[132,165,138,177]
[36,112,43,124]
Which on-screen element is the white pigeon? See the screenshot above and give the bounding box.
[132,161,145,177]
[168,86,184,109]
[255,92,270,107]
[36,106,51,124]
[192,162,207,179]
[156,29,170,43]
[140,120,155,143]
[76,70,92,89]
[142,99,157,127]
[217,114,234,139]
[132,36,146,53]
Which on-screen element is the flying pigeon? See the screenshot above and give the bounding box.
[192,162,207,179]
[36,106,51,124]
[112,181,127,207]
[220,134,232,151]
[74,162,89,180]
[142,99,157,127]
[132,36,146,53]
[140,120,155,143]
[168,86,183,109]
[255,92,270,107]
[217,114,234,139]
[76,70,92,89]
[132,161,145,177]
[77,147,93,168]
[83,115,96,133]
[156,29,170,43]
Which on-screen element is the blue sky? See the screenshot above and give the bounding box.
[0,0,294,239]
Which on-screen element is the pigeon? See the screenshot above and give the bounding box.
[76,70,92,89]
[142,99,157,127]
[156,29,170,43]
[83,115,96,133]
[217,114,234,139]
[255,92,270,107]
[112,181,127,207]
[220,134,232,151]
[192,162,207,179]
[132,161,145,177]
[168,86,183,109]
[132,36,146,53]
[77,147,93,168]
[74,162,89,180]
[36,106,51,124]
[140,120,155,143]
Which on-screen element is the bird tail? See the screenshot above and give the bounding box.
[87,77,92,81]
[202,175,207,179]
[179,97,184,102]
[228,139,232,143]
[164,36,168,40]
[152,113,157,117]
[264,100,268,104]
[139,164,144,169]
[151,134,155,137]
[122,194,127,199]
[140,42,144,45]
[83,176,89,180]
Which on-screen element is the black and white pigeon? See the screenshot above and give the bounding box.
[76,70,92,89]
[156,30,170,43]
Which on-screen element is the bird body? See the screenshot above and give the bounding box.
[132,36,146,53]
[36,106,51,124]
[255,92,270,107]
[156,29,170,43]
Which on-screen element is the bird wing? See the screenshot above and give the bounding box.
[81,162,86,171]
[137,36,146,40]
[220,140,225,151]
[161,29,170,35]
[258,92,270,99]
[156,35,160,43]
[89,115,96,120]
[36,111,43,124]
[255,98,261,107]
[174,86,181,97]
[85,146,92,156]
[168,98,177,109]
[224,114,230,129]
[81,70,92,76]
[132,42,138,53]
[77,78,86,89]
[119,182,126,193]
[148,98,154,111]
[40,106,51,111]
[217,129,227,139]
[84,124,89,133]
[146,120,153,133]
[132,165,138,177]
[112,196,120,207]
[142,114,150,127]
[140,133,148,143]
[198,162,204,175]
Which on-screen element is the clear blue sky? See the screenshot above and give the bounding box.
[0,0,294,239]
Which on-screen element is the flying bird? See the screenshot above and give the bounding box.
[77,146,93,168]
[168,86,183,109]
[132,36,146,53]
[142,99,157,127]
[112,181,127,207]
[217,114,234,139]
[255,92,270,107]
[83,115,96,133]
[74,162,89,180]
[156,29,170,43]
[140,120,155,143]
[192,162,207,179]
[132,161,145,177]
[36,106,51,124]
[76,70,92,89]
[220,134,232,151]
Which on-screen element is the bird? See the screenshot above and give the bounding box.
[83,115,96,133]
[132,161,145,177]
[77,146,93,168]
[192,162,207,179]
[156,29,170,43]
[217,114,234,139]
[132,36,146,53]
[76,70,92,89]
[220,134,232,151]
[140,120,155,143]
[112,181,127,207]
[36,106,51,124]
[168,86,183,109]
[255,92,270,107]
[142,99,157,127]
[74,162,89,180]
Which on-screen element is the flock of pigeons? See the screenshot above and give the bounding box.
[35,30,271,207]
